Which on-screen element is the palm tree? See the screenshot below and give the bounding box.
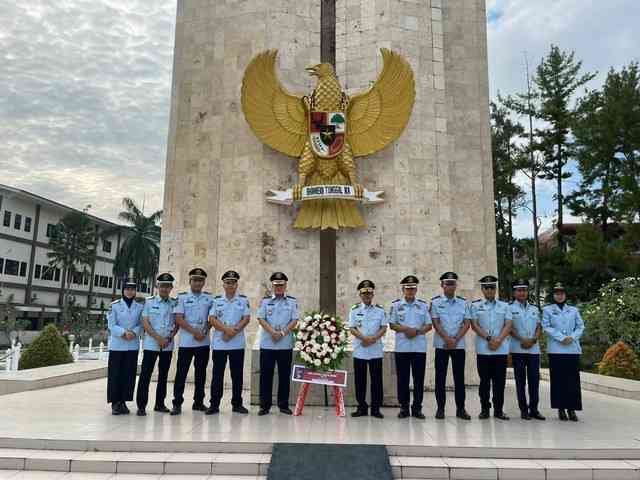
[104,198,162,284]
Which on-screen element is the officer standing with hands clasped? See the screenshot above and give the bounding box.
[107,278,143,415]
[542,282,585,422]
[430,272,471,420]
[206,270,251,415]
[170,268,214,415]
[349,280,388,419]
[389,275,432,419]
[509,279,545,421]
[257,272,299,416]
[136,273,178,416]
[469,275,513,420]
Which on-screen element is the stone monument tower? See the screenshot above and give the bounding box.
[160,0,496,387]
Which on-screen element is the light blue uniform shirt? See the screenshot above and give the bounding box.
[469,298,512,356]
[509,301,541,355]
[107,299,143,351]
[389,298,431,353]
[209,294,251,350]
[430,295,468,350]
[142,295,177,352]
[349,303,388,360]
[257,295,299,350]
[542,303,584,354]
[174,291,214,348]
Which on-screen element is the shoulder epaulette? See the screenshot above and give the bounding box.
[178,291,187,295]
[110,299,120,305]
[171,297,177,301]
[351,303,359,310]
[204,291,212,295]
[416,298,427,304]
[214,295,222,299]
[239,294,247,298]
[457,296,466,300]
[263,295,271,299]
[286,295,296,300]
[375,304,384,309]
[392,298,400,303]
[472,299,482,303]
[146,295,155,300]
[431,295,441,300]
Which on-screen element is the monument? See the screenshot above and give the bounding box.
[160,0,496,390]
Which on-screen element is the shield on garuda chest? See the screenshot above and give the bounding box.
[309,111,346,158]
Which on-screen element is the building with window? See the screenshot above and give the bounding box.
[0,184,155,326]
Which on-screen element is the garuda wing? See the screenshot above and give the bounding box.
[241,50,307,158]
[347,48,415,157]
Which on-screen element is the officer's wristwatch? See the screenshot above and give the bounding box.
[486,335,492,342]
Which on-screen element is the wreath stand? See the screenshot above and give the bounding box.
[293,382,346,417]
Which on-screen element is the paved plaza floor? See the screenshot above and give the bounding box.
[0,378,638,452]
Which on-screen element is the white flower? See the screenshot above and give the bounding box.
[329,325,336,331]
[304,315,313,321]
[324,358,330,364]
[314,359,321,367]
[322,330,329,338]
[295,342,303,350]
[331,352,337,359]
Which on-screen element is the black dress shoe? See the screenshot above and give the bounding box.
[568,410,579,422]
[435,408,445,419]
[154,405,170,413]
[279,407,293,415]
[558,409,568,421]
[111,404,121,415]
[170,406,182,416]
[494,412,510,420]
[351,409,368,418]
[520,411,531,420]
[205,406,220,415]
[233,405,249,414]
[530,411,546,421]
[192,403,207,412]
[412,410,426,420]
[120,402,130,414]
[398,409,410,419]
[136,408,146,417]
[371,410,384,419]
[257,408,270,416]
[479,409,490,420]
[456,409,471,420]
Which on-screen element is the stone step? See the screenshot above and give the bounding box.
[389,456,640,480]
[0,474,266,479]
[0,450,270,476]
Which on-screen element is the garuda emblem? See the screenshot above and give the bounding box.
[241,49,415,230]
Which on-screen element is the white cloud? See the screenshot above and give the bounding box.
[0,0,175,221]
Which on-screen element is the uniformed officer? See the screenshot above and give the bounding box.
[349,280,388,419]
[170,268,214,415]
[107,278,143,415]
[206,270,251,415]
[257,272,299,416]
[509,279,545,421]
[389,275,432,419]
[542,283,584,422]
[430,272,471,420]
[135,273,178,416]
[469,275,513,420]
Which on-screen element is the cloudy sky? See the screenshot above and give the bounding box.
[1,0,639,237]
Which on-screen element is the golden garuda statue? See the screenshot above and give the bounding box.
[241,48,415,230]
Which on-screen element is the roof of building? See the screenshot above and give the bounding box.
[0,183,119,228]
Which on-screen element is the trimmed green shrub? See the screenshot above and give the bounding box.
[18,324,74,370]
[597,341,640,380]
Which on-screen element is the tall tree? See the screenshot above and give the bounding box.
[534,45,596,245]
[491,101,525,296]
[568,63,640,232]
[500,52,547,305]
[104,198,162,283]
[47,211,97,322]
